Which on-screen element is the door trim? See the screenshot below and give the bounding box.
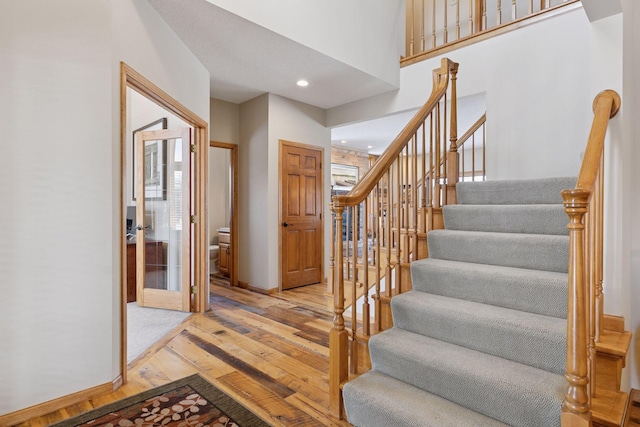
[120,62,208,383]
[209,141,239,287]
[278,139,324,291]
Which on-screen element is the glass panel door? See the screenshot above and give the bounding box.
[134,128,192,311]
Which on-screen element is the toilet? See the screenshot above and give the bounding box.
[209,245,219,274]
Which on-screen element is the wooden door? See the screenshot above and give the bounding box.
[135,128,192,311]
[281,142,323,290]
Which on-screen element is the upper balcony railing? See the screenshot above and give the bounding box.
[403,0,580,66]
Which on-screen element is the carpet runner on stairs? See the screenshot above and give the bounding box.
[343,177,576,427]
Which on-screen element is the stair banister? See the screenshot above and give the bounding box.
[332,58,458,208]
[329,57,459,419]
[561,89,620,427]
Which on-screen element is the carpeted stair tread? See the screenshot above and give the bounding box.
[369,328,565,427]
[410,258,567,318]
[428,229,569,273]
[443,203,568,235]
[343,371,508,427]
[457,177,576,205]
[391,291,566,374]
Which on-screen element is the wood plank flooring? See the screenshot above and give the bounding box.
[17,282,351,427]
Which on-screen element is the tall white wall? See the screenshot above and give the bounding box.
[0,0,113,414]
[239,95,270,289]
[0,0,208,415]
[621,0,640,391]
[206,0,403,88]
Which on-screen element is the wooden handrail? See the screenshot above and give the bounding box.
[561,89,620,427]
[575,91,621,191]
[333,58,458,208]
[329,57,460,419]
[457,112,486,148]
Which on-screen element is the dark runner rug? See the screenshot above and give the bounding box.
[51,374,269,427]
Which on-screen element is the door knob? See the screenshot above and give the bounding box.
[135,224,144,231]
[283,222,290,227]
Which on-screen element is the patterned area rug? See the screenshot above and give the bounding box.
[51,374,269,427]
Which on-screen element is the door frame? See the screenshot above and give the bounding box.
[209,141,239,287]
[278,139,324,291]
[120,63,208,382]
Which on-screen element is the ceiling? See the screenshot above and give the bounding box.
[146,0,398,110]
[146,0,486,155]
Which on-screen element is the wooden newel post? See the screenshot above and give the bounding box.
[561,188,591,427]
[446,61,459,205]
[329,204,348,419]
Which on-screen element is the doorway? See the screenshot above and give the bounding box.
[279,140,324,290]
[209,141,238,287]
[120,63,208,381]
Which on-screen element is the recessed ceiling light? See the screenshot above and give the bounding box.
[297,80,309,87]
[341,140,347,144]
[367,145,373,149]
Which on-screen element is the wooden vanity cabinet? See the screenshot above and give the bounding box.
[218,229,230,277]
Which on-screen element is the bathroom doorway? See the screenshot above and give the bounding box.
[209,141,238,287]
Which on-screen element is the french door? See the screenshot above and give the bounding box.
[134,128,192,311]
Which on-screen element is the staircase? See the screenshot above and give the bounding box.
[343,177,574,426]
[328,58,627,426]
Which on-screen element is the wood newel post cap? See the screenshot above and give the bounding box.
[561,189,590,209]
[593,89,621,118]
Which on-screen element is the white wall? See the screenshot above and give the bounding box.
[621,0,640,391]
[0,0,209,415]
[327,8,622,180]
[239,95,270,289]
[210,98,240,144]
[206,0,403,88]
[0,0,113,414]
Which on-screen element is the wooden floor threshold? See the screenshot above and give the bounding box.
[593,389,629,427]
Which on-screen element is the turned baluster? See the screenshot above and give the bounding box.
[328,202,335,294]
[350,205,358,374]
[443,0,448,44]
[432,0,437,48]
[561,189,591,425]
[362,199,370,336]
[374,182,382,333]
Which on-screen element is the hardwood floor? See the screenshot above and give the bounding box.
[17,282,350,427]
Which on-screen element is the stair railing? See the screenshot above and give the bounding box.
[404,0,581,66]
[561,90,620,427]
[457,112,486,181]
[329,57,459,418]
